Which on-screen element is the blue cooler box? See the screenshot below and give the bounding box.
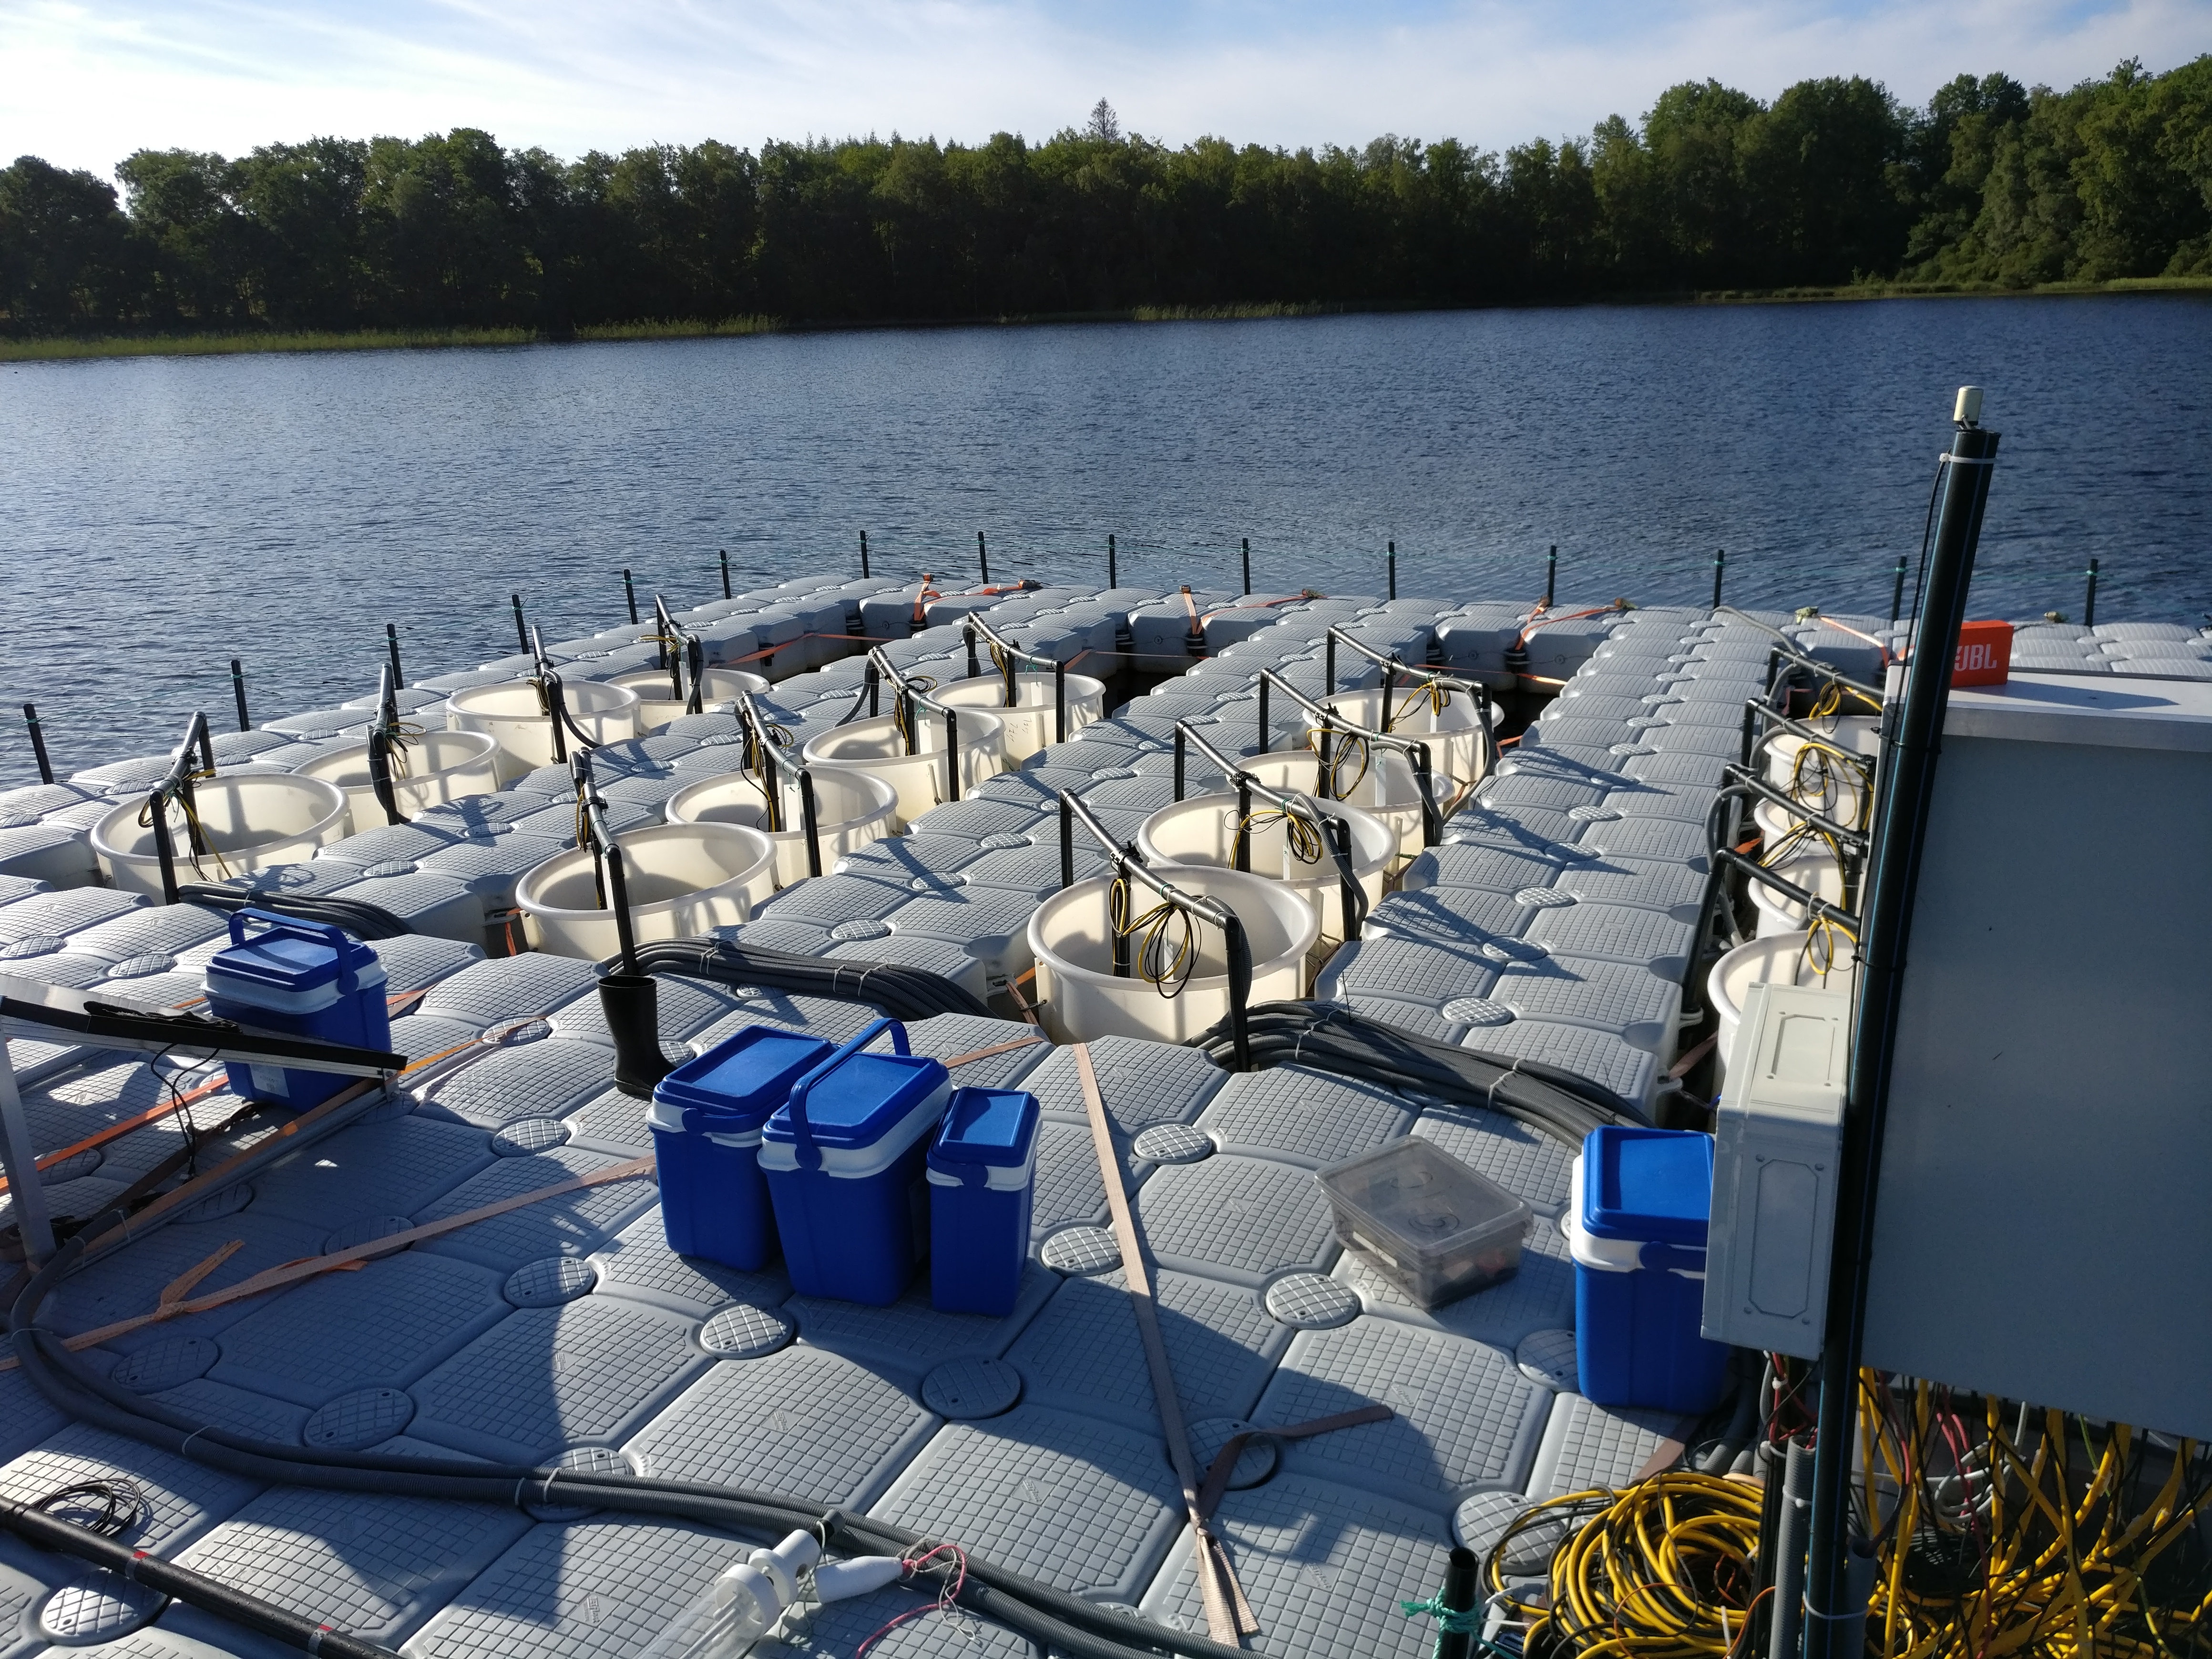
[202,909,389,1109]
[1567,1126,1731,1413]
[650,1026,832,1270]
[927,1086,1040,1316]
[758,1019,951,1305]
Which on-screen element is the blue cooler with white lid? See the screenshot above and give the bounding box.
[1566,1125,1731,1413]
[650,1025,832,1270]
[758,1018,951,1305]
[201,908,390,1109]
[926,1086,1040,1316]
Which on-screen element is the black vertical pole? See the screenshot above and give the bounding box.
[1712,548,1726,610]
[512,594,529,654]
[720,549,733,599]
[1890,557,1908,625]
[2083,557,2099,628]
[1435,1547,1480,1659]
[860,530,870,579]
[1800,394,1999,1659]
[386,623,403,687]
[1388,540,1397,600]
[1107,533,1117,589]
[1240,537,1250,596]
[1543,544,1557,608]
[977,531,990,586]
[230,658,250,732]
[623,569,639,625]
[22,704,55,785]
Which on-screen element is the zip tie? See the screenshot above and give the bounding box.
[179,1425,212,1457]
[1485,1058,1524,1111]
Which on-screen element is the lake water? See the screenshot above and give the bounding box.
[5,295,2209,785]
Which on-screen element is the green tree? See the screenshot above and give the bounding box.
[0,156,139,331]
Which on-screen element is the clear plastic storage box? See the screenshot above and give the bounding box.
[1318,1138,1532,1308]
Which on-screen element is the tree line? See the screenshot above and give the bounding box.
[2,60,2207,338]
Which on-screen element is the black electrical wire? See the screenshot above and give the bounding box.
[1189,1000,1648,1138]
[176,882,412,942]
[4,1242,1243,1659]
[628,937,994,1021]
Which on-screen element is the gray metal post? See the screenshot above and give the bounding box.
[0,1043,56,1264]
[1770,1436,1812,1659]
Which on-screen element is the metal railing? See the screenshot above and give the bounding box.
[145,711,217,907]
[861,646,972,804]
[1055,788,1253,1071]
[1169,718,1368,940]
[1251,668,1449,846]
[962,614,1074,746]
[732,691,825,879]
[1321,625,1498,754]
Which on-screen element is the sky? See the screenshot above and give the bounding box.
[3,0,2206,180]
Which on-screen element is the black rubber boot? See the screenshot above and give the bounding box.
[599,971,675,1098]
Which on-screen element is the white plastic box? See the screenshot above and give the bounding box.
[1701,980,1849,1359]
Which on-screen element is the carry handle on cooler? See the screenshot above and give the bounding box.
[225,907,361,994]
[783,1017,910,1171]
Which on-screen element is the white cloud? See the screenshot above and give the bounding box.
[1,0,2202,180]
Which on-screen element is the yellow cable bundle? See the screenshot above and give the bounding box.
[1489,1473,1765,1659]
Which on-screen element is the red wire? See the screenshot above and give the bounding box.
[853,1544,968,1658]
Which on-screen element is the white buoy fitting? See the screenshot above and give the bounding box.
[664,765,898,888]
[934,670,1107,763]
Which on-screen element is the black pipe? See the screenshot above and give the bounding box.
[1060,798,1075,889]
[0,1495,402,1659]
[1387,539,1397,601]
[1106,533,1116,588]
[386,622,403,686]
[623,567,639,625]
[1712,547,1726,610]
[1240,536,1250,595]
[860,529,870,579]
[943,707,961,802]
[22,704,54,785]
[1221,913,1252,1072]
[1544,543,1557,608]
[720,548,733,599]
[150,786,178,905]
[1054,660,1067,743]
[1889,557,1908,625]
[1233,779,1252,871]
[230,657,249,732]
[1435,1546,1480,1659]
[977,530,989,586]
[1173,728,1186,800]
[799,768,822,878]
[511,593,528,654]
[1257,678,1270,755]
[2083,556,2099,628]
[1800,400,1998,1659]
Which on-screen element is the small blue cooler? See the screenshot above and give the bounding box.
[758,1019,950,1305]
[650,1025,832,1270]
[201,909,389,1110]
[927,1086,1040,1316]
[1567,1126,1731,1413]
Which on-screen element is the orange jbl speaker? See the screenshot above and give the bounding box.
[1952,619,2013,686]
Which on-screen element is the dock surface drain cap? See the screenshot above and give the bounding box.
[922,1356,1023,1419]
[1187,1418,1276,1489]
[1513,887,1576,909]
[1516,1328,1580,1391]
[1453,1490,1533,1558]
[830,919,892,942]
[491,1116,572,1156]
[110,1335,219,1393]
[1040,1226,1121,1276]
[1264,1272,1361,1330]
[1444,997,1516,1027]
[1132,1123,1213,1165]
[504,1256,598,1308]
[303,1386,415,1448]
[40,1575,167,1643]
[698,1301,795,1359]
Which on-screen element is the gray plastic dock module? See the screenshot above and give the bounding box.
[1196,1065,1414,1169]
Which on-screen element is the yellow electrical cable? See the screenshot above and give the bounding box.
[1107,875,1197,998]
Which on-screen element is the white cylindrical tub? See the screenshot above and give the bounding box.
[1239,748,1433,865]
[1746,844,1846,938]
[448,678,641,783]
[1136,793,1394,943]
[612,667,774,731]
[664,766,898,888]
[1760,716,1878,828]
[1314,686,1491,788]
[1028,863,1318,1045]
[91,775,348,896]
[293,729,502,834]
[1707,928,1859,1083]
[934,672,1107,763]
[515,821,778,960]
[801,709,1007,829]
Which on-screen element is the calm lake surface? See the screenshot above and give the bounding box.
[5,295,2209,784]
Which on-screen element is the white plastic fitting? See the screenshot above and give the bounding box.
[746,1528,823,1606]
[812,1556,908,1602]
